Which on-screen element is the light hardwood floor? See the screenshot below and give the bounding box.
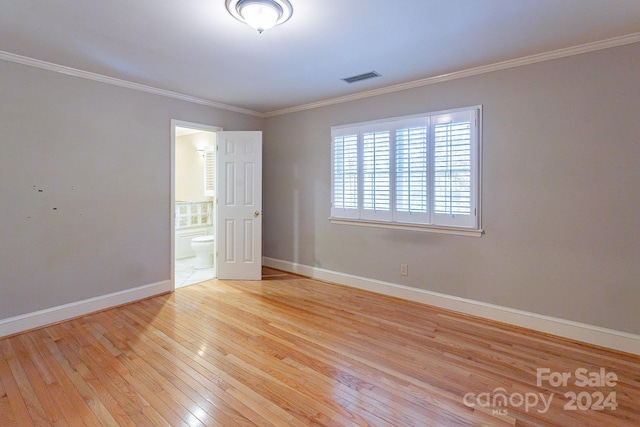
[1,268,638,426]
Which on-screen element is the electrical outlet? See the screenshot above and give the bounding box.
[400,263,408,276]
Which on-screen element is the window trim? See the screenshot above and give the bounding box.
[329,217,484,237]
[330,105,483,236]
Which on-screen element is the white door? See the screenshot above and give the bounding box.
[215,131,262,280]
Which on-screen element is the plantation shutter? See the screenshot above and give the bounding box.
[330,106,480,232]
[362,125,392,221]
[395,118,429,224]
[432,110,477,228]
[204,145,215,197]
[331,128,360,219]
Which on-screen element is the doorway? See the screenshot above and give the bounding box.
[171,120,221,289]
[171,120,263,290]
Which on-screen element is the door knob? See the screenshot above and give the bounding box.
[254,210,260,217]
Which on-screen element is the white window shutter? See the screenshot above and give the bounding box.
[395,119,429,224]
[331,129,360,219]
[432,110,477,228]
[204,145,215,197]
[362,127,391,221]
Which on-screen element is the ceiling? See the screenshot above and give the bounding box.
[2,1,639,115]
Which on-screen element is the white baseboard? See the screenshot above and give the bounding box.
[0,280,172,338]
[263,257,640,356]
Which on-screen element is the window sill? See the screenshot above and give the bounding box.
[329,217,483,237]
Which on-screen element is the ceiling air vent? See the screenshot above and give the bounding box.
[341,71,381,84]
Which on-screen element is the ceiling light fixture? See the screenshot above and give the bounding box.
[226,0,293,33]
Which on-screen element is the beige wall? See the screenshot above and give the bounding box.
[262,42,640,335]
[0,59,261,320]
[176,132,214,202]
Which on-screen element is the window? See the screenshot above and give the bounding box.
[331,106,481,235]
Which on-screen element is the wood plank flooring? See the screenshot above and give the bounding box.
[0,268,638,426]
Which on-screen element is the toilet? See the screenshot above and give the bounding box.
[191,235,214,269]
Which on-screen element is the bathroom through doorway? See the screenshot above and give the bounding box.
[172,121,220,289]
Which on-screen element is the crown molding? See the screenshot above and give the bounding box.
[2,32,639,120]
[263,32,640,118]
[0,50,263,118]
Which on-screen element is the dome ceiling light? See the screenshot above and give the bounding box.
[226,0,293,33]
